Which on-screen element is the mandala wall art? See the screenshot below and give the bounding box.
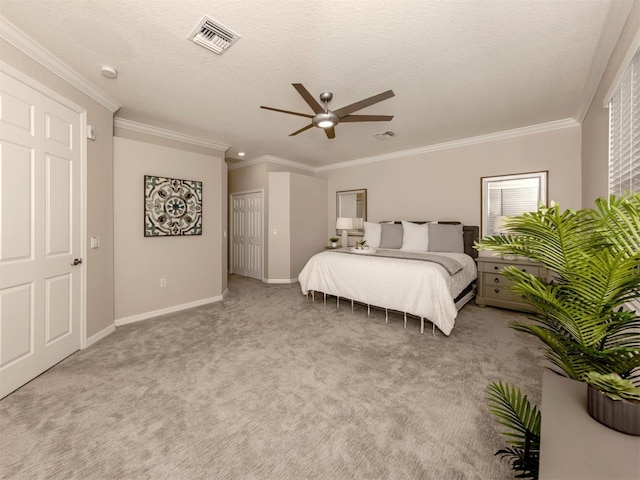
[144,175,203,236]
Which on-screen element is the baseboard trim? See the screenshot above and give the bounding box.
[264,278,298,284]
[114,295,224,327]
[85,323,116,348]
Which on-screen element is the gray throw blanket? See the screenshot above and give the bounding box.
[331,248,464,275]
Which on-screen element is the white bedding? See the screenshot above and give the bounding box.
[297,249,477,336]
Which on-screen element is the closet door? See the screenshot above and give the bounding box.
[230,192,262,280]
[231,194,247,276]
[245,192,262,280]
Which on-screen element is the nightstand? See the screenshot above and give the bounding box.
[476,256,547,312]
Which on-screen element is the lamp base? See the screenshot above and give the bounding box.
[341,229,349,247]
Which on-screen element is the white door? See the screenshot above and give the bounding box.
[245,193,262,280]
[0,72,83,398]
[231,194,247,276]
[231,191,262,280]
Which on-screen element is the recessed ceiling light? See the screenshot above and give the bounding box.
[237,152,245,157]
[100,65,117,78]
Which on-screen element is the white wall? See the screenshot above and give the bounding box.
[318,125,582,238]
[267,172,291,281]
[290,173,327,277]
[113,134,225,322]
[582,2,640,206]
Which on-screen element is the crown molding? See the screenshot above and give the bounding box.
[574,0,635,121]
[227,154,315,172]
[0,16,121,113]
[316,118,580,172]
[114,118,230,151]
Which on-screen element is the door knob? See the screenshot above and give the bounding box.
[71,258,82,266]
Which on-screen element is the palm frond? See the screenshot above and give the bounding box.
[487,382,540,479]
[477,194,640,393]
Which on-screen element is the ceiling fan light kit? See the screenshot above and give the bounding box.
[261,83,394,139]
[313,111,339,128]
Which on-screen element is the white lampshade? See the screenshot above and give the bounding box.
[336,217,354,230]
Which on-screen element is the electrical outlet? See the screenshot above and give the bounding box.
[160,278,167,288]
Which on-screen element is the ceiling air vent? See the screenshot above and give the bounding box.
[188,16,240,55]
[373,131,397,140]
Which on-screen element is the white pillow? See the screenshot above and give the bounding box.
[363,221,382,248]
[401,221,429,251]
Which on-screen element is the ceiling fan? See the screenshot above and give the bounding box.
[260,83,395,139]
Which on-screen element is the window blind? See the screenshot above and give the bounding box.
[609,48,640,196]
[486,179,541,234]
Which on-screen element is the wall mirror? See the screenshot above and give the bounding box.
[336,189,367,236]
[481,171,548,237]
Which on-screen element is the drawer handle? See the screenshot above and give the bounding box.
[494,278,500,283]
[495,288,500,293]
[494,266,499,270]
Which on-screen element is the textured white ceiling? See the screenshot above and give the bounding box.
[0,1,628,167]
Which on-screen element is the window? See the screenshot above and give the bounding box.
[608,48,640,196]
[480,171,548,237]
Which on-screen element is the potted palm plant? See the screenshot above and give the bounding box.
[476,192,640,435]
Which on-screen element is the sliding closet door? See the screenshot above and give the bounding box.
[230,191,262,280]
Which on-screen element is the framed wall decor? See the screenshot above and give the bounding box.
[144,175,203,236]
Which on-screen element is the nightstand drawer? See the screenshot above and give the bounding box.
[482,261,540,276]
[484,284,523,303]
[484,273,512,287]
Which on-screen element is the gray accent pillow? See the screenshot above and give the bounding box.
[428,224,464,253]
[379,223,404,249]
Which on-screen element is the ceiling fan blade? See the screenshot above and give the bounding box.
[340,114,394,122]
[324,126,336,139]
[292,83,324,114]
[260,106,313,118]
[289,123,314,136]
[333,90,395,118]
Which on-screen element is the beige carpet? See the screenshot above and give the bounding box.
[1,275,546,479]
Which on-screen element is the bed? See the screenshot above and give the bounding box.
[298,221,479,336]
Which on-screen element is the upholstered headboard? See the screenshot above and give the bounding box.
[382,221,480,259]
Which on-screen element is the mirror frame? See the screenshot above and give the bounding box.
[336,189,367,236]
[481,171,548,238]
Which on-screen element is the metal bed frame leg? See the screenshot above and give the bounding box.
[420,317,424,334]
[404,312,407,328]
[385,309,388,324]
[367,304,370,317]
[323,293,326,305]
[337,296,339,308]
[432,324,437,337]
[351,299,354,313]
[311,290,315,302]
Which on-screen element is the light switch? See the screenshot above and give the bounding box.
[90,236,100,249]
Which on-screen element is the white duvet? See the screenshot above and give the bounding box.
[297,250,477,336]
